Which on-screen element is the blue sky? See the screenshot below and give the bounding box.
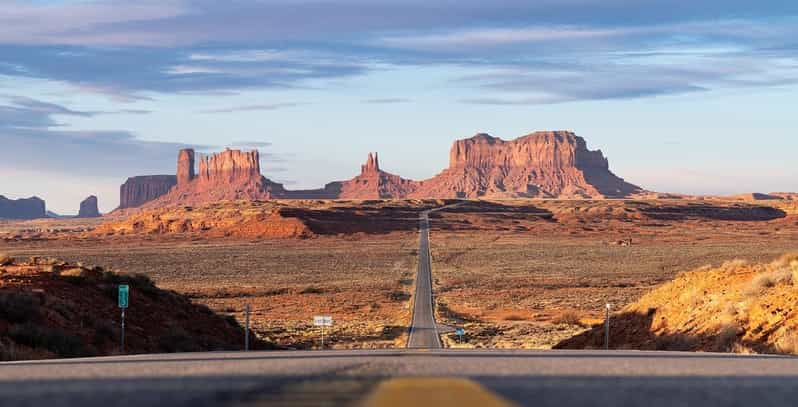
[0,0,796,213]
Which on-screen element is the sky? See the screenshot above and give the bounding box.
[0,0,796,214]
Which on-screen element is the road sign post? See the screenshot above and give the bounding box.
[245,304,250,352]
[313,316,332,349]
[118,285,129,354]
[455,328,465,343]
[604,303,611,350]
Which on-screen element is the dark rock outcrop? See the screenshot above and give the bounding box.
[77,195,101,218]
[0,195,46,219]
[119,175,177,209]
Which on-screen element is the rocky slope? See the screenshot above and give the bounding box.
[96,201,313,239]
[119,175,177,209]
[77,195,100,218]
[0,196,46,219]
[555,254,798,354]
[0,255,267,360]
[95,200,445,239]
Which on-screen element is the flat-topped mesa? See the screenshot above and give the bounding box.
[449,131,607,170]
[0,195,46,219]
[177,149,195,186]
[360,152,380,175]
[197,148,261,184]
[413,130,642,199]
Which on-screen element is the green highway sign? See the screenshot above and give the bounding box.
[118,285,129,309]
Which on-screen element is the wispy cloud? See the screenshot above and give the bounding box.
[198,103,304,114]
[377,26,630,50]
[362,98,411,104]
[0,96,271,179]
[0,1,795,105]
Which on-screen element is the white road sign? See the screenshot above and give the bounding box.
[313,316,333,327]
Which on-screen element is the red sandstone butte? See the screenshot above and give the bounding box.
[409,131,642,199]
[143,148,273,208]
[121,130,644,209]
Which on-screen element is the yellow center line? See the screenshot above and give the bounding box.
[360,377,518,407]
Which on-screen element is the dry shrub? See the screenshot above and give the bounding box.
[0,253,12,266]
[0,340,16,361]
[775,331,798,355]
[552,311,582,326]
[772,253,798,268]
[655,333,697,351]
[299,286,325,295]
[0,292,41,323]
[719,259,749,273]
[722,302,738,318]
[9,323,91,358]
[503,313,526,322]
[712,325,741,352]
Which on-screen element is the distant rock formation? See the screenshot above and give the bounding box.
[121,131,644,209]
[337,153,419,199]
[119,175,178,209]
[77,195,101,218]
[0,195,46,219]
[143,148,273,208]
[409,131,642,199]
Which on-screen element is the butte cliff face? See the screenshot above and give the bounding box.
[119,175,177,209]
[77,195,101,218]
[409,131,642,199]
[0,195,46,219]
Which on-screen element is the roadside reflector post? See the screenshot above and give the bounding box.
[118,284,129,354]
[604,303,611,350]
[245,304,250,352]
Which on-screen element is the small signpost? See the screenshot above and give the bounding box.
[244,304,250,352]
[118,285,129,353]
[455,327,465,343]
[313,316,333,349]
[604,303,611,350]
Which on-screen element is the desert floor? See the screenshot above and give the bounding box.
[3,199,797,349]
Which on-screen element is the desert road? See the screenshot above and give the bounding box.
[406,209,442,349]
[3,349,798,406]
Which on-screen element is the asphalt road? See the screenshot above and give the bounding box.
[3,349,798,407]
[406,210,442,349]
